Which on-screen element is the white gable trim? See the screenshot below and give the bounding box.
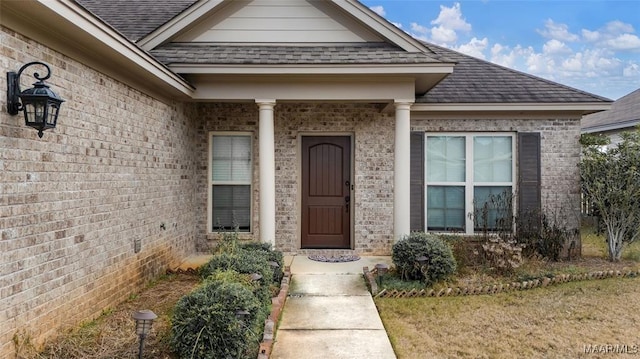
[332,0,428,53]
[138,0,224,50]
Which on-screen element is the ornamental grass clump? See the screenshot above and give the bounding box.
[392,232,457,285]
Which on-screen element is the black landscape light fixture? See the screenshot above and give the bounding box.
[415,255,429,267]
[416,255,429,282]
[6,61,64,138]
[375,263,389,287]
[250,273,263,281]
[132,309,157,359]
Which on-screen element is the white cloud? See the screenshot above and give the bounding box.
[582,29,600,42]
[605,34,640,51]
[430,3,472,32]
[561,53,583,72]
[369,5,385,17]
[455,37,488,59]
[623,63,640,77]
[537,19,579,42]
[376,1,639,99]
[430,26,458,44]
[426,3,471,44]
[542,39,572,55]
[410,22,429,35]
[604,20,635,34]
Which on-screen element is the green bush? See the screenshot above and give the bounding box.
[392,232,457,284]
[239,241,284,284]
[171,277,263,359]
[200,247,274,309]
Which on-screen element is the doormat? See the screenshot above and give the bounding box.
[308,254,360,263]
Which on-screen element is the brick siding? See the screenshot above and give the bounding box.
[1,25,584,358]
[1,27,197,357]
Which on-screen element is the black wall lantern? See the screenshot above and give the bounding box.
[6,61,64,138]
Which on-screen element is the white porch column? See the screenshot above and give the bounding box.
[394,101,413,241]
[256,100,276,246]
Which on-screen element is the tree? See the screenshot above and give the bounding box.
[579,129,640,261]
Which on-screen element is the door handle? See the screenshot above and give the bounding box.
[345,195,350,213]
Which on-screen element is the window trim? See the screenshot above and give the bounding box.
[424,132,516,234]
[207,131,253,234]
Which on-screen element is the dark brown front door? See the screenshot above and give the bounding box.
[301,136,351,249]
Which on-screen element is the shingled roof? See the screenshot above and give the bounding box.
[74,0,611,105]
[417,42,611,104]
[76,0,198,42]
[149,42,443,65]
[582,88,640,132]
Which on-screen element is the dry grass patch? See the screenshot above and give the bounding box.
[377,278,640,359]
[24,273,200,359]
[377,229,640,358]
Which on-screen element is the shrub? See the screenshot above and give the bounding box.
[481,237,524,274]
[171,277,263,359]
[239,241,284,284]
[392,232,457,285]
[515,209,572,261]
[440,235,485,271]
[200,248,274,308]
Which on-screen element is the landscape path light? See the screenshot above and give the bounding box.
[416,255,429,282]
[375,263,389,287]
[132,309,157,359]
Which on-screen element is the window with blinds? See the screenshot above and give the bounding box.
[209,133,252,232]
[424,133,515,234]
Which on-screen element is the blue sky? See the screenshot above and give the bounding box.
[361,0,640,100]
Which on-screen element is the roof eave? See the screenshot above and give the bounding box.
[1,0,194,99]
[167,63,455,74]
[582,119,640,133]
[412,102,612,116]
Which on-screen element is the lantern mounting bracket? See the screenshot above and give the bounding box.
[6,61,52,115]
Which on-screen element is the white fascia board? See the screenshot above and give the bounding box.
[138,0,225,50]
[412,102,612,114]
[332,0,429,53]
[37,0,194,96]
[169,63,455,75]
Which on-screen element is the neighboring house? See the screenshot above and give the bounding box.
[582,88,640,148]
[0,0,610,355]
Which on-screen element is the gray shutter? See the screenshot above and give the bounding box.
[410,132,425,232]
[517,132,541,217]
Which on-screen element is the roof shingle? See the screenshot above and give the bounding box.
[417,42,612,104]
[76,0,198,42]
[582,88,640,130]
[149,43,444,65]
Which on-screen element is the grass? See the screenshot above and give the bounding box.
[376,228,640,359]
[21,274,200,359]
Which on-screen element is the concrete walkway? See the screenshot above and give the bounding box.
[270,255,396,359]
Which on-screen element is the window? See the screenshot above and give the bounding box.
[209,133,252,232]
[425,133,514,234]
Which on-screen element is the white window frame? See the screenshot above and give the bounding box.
[424,132,516,235]
[207,131,253,233]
